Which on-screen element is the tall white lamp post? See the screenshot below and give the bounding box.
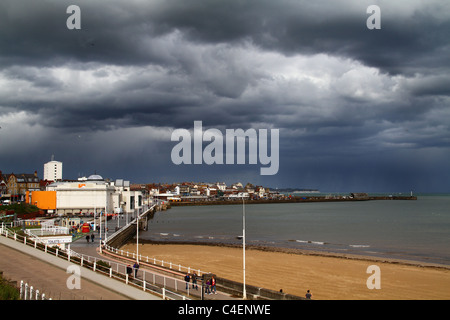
[136,212,139,262]
[243,197,247,299]
[104,207,108,243]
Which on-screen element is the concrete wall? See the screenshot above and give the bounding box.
[106,207,156,247]
[106,222,137,248]
[215,276,304,300]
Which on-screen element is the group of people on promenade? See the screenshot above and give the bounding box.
[85,233,95,243]
[126,262,140,278]
[184,273,217,295]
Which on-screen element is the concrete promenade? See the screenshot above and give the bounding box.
[77,209,239,300]
[0,215,237,300]
[0,235,162,300]
[70,228,238,300]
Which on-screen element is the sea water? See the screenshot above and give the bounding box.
[140,194,450,265]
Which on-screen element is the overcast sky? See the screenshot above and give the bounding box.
[1,0,449,192]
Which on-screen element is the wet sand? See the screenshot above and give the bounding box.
[120,241,450,300]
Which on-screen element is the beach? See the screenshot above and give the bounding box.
[120,242,450,300]
[144,197,450,266]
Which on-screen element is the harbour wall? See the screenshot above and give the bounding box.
[170,195,417,206]
[106,203,167,248]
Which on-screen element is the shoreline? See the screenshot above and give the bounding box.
[135,239,450,271]
[121,240,450,299]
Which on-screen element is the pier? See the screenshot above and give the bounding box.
[170,194,417,206]
[105,203,158,248]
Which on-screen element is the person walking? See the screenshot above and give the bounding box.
[185,273,191,290]
[205,279,211,295]
[192,273,198,290]
[133,262,140,278]
[90,233,95,242]
[211,276,217,294]
[126,265,132,278]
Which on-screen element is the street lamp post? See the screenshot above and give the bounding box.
[243,197,247,299]
[99,209,102,242]
[136,212,139,262]
[104,207,108,243]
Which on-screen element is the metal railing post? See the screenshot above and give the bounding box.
[24,283,28,300]
[20,281,24,299]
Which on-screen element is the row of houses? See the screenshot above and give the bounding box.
[0,170,42,202]
[131,181,281,202]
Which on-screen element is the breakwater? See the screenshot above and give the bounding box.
[170,195,417,206]
[106,203,163,248]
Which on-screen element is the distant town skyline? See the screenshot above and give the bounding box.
[1,1,449,193]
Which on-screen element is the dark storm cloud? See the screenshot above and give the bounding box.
[0,0,449,191]
[2,0,449,72]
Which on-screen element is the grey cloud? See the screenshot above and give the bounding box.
[0,0,449,192]
[407,75,450,97]
[147,0,450,75]
[2,0,449,75]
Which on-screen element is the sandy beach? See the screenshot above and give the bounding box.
[120,242,450,300]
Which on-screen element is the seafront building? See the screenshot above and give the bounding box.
[26,174,143,216]
[0,170,40,202]
[43,158,63,181]
[146,181,284,202]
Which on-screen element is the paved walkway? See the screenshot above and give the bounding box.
[0,235,161,300]
[69,227,238,300]
[1,216,238,300]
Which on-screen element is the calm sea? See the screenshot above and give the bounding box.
[140,194,450,265]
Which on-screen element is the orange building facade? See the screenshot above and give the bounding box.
[26,191,57,210]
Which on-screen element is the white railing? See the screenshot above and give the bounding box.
[19,280,52,300]
[0,226,193,300]
[10,219,42,228]
[0,222,13,230]
[104,203,207,278]
[25,226,69,237]
[103,243,206,277]
[41,224,69,235]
